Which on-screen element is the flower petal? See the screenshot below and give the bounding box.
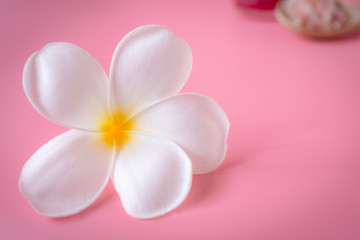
[19,130,115,217]
[23,42,110,131]
[112,131,192,219]
[109,25,192,115]
[131,93,229,174]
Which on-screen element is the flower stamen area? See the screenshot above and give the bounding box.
[99,112,134,147]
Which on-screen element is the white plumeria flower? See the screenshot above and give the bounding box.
[19,25,229,219]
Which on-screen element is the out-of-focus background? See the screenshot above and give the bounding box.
[1,0,360,239]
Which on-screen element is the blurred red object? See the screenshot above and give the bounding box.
[236,0,279,10]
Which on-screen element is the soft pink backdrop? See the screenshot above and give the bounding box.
[1,0,360,239]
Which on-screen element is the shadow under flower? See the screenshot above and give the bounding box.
[175,153,248,214]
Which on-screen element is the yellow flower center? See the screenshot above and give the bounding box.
[99,112,134,147]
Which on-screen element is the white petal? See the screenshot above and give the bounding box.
[113,131,192,219]
[23,42,110,131]
[109,25,192,115]
[131,93,229,174]
[19,130,115,217]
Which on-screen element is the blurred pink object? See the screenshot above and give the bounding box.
[283,0,349,31]
[236,0,279,10]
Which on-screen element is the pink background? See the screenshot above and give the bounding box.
[1,0,360,239]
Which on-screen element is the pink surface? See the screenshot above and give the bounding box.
[1,0,360,239]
